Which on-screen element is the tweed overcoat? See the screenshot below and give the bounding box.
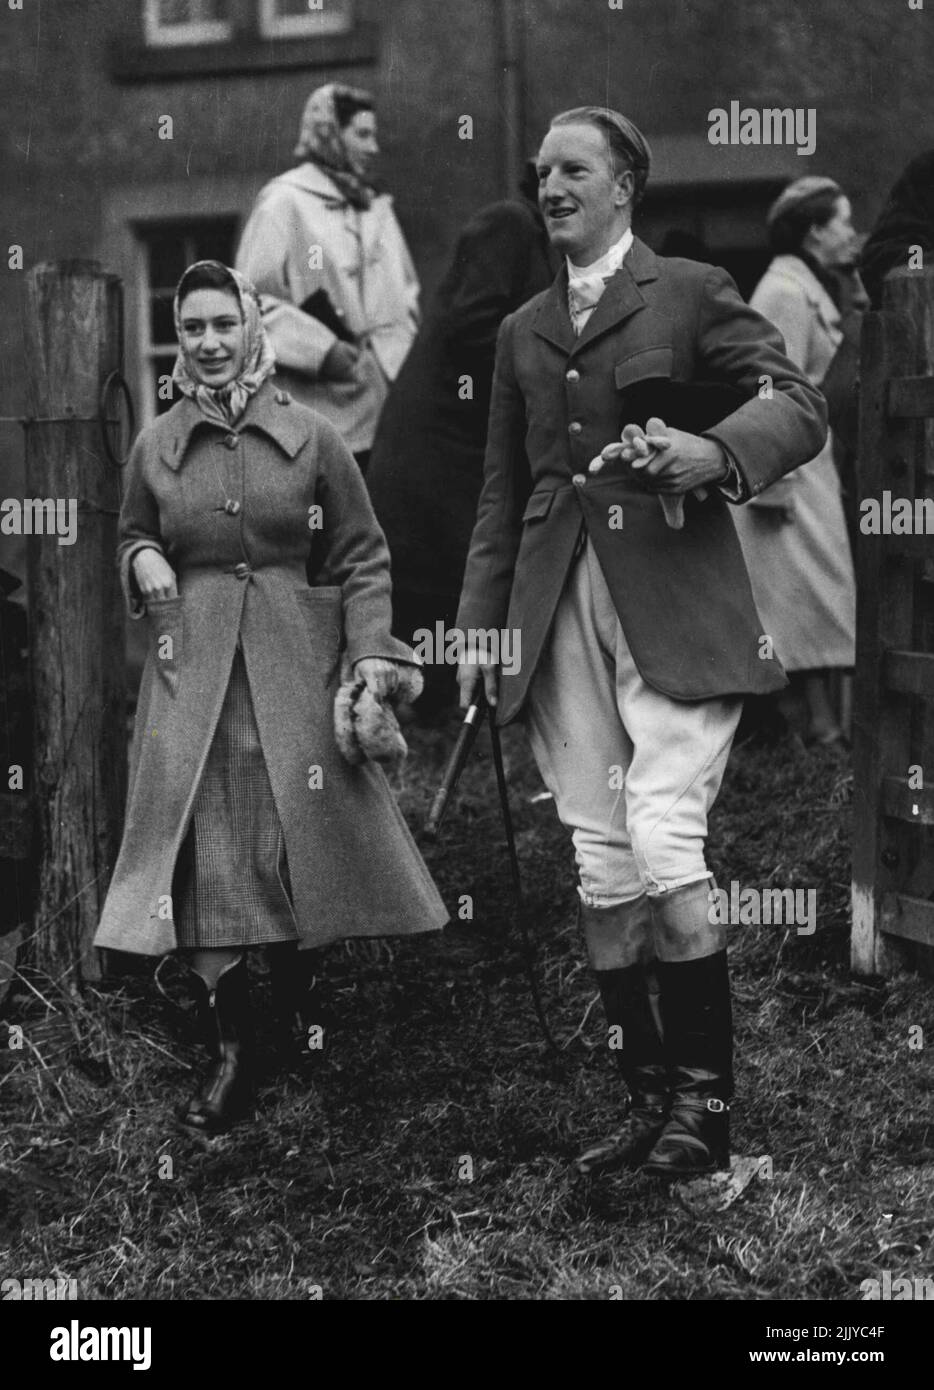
[455,238,829,725]
[94,381,448,957]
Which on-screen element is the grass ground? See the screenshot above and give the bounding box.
[1,720,932,1300]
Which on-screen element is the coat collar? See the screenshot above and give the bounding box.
[767,254,841,330]
[273,161,393,211]
[158,382,313,470]
[532,236,660,355]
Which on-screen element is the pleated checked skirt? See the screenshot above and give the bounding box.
[174,648,299,948]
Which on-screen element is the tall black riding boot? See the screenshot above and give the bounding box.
[179,956,254,1134]
[575,962,670,1175]
[643,951,733,1177]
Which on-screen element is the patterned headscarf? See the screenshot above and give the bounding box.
[172,261,276,429]
[293,82,376,210]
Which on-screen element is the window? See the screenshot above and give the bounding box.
[122,0,374,78]
[135,217,239,420]
[144,0,233,47]
[258,0,353,38]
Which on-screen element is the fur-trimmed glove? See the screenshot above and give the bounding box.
[334,659,424,767]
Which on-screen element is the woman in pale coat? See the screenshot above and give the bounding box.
[731,176,858,746]
[94,261,447,1134]
[235,83,419,472]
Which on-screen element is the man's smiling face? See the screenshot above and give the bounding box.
[536,122,633,266]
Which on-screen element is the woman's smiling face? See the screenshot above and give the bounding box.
[179,288,246,388]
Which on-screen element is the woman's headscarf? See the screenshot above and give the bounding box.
[293,82,376,210]
[172,261,276,429]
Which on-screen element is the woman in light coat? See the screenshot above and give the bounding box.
[94,261,447,1134]
[235,83,419,472]
[731,176,858,746]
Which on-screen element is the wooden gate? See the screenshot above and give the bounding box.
[851,266,934,975]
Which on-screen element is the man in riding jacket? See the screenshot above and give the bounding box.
[456,106,826,1178]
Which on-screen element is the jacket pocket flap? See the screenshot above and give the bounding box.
[614,346,674,390]
[522,490,555,522]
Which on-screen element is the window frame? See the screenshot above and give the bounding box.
[257,0,353,40]
[114,2,376,80]
[143,0,234,48]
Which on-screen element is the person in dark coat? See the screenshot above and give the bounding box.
[861,149,934,308]
[365,167,557,714]
[457,107,826,1181]
[94,262,447,1135]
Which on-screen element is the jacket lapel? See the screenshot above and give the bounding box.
[531,266,576,354]
[159,397,208,470]
[572,238,660,354]
[530,237,661,358]
[159,385,313,470]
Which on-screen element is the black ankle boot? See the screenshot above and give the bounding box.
[268,944,328,1071]
[180,957,254,1134]
[643,951,733,1177]
[576,963,670,1176]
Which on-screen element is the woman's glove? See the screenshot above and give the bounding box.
[353,656,400,700]
[335,660,423,768]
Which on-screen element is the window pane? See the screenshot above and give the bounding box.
[150,292,176,347]
[275,0,316,15]
[141,218,238,290]
[191,221,239,264]
[146,236,188,292]
[260,0,353,36]
[155,0,230,25]
[145,0,232,46]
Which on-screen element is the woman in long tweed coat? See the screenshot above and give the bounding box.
[94,261,447,1133]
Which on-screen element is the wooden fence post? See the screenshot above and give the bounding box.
[22,260,127,990]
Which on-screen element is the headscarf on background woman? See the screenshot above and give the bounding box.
[172,261,276,430]
[293,82,377,210]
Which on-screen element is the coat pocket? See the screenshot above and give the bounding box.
[146,596,183,696]
[613,346,674,391]
[521,490,556,524]
[295,585,344,683]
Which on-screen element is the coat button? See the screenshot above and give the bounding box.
[569,421,583,436]
[224,499,241,516]
[275,390,291,405]
[572,474,586,487]
[233,562,251,579]
[225,433,239,449]
[566,369,580,383]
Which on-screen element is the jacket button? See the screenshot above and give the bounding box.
[566,369,580,383]
[275,390,291,405]
[569,421,583,436]
[225,433,239,449]
[572,474,586,487]
[224,499,241,516]
[233,562,251,580]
